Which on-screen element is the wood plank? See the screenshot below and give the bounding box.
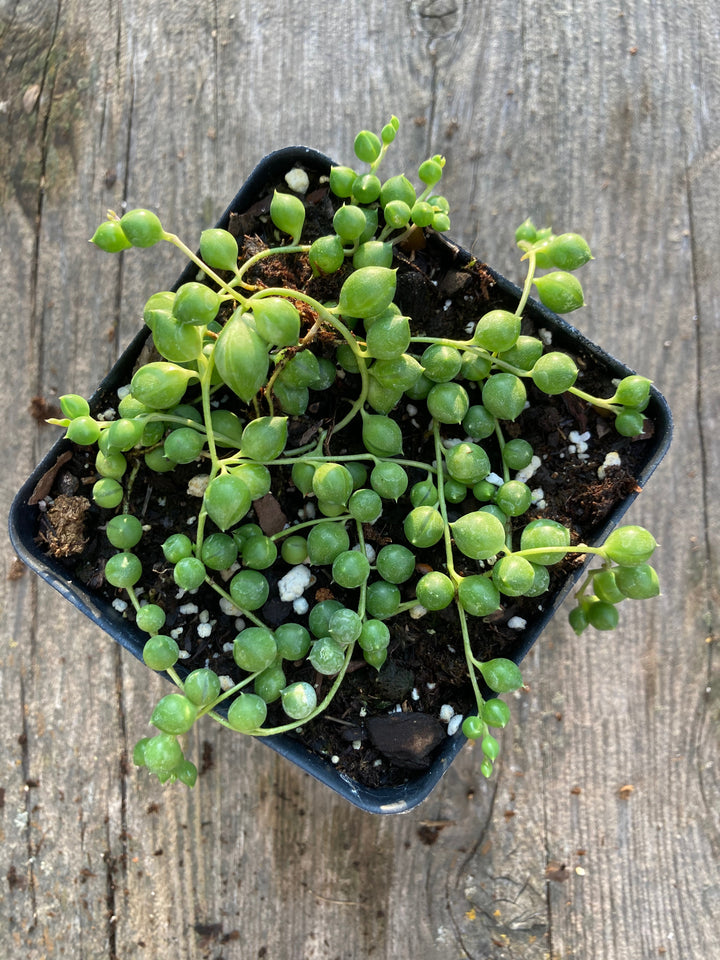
[1,1,718,958]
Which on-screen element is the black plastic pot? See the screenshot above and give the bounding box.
[9,147,673,814]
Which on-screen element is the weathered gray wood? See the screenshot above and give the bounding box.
[1,1,718,958]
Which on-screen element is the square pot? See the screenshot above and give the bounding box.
[9,147,672,813]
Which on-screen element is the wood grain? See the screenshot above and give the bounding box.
[1,1,718,958]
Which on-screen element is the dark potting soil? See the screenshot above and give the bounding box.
[35,166,656,790]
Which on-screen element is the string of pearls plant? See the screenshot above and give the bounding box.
[51,118,659,787]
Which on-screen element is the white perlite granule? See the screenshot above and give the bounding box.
[187,474,210,497]
[515,455,542,484]
[353,542,376,562]
[439,704,456,722]
[528,485,547,510]
[219,596,241,617]
[285,167,310,193]
[447,714,463,736]
[508,616,527,630]
[598,451,622,479]
[568,430,591,455]
[278,565,313,602]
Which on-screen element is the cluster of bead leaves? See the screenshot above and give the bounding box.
[51,117,659,787]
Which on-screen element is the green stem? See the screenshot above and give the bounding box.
[270,514,352,541]
[246,641,357,736]
[354,519,368,620]
[125,585,141,613]
[162,232,247,305]
[205,579,269,630]
[567,386,622,414]
[122,460,141,515]
[191,352,223,555]
[494,420,511,485]
[233,244,309,289]
[515,247,537,318]
[512,543,603,561]
[250,451,440,476]
[432,421,459,582]
[198,672,259,720]
[457,602,486,715]
[247,286,372,435]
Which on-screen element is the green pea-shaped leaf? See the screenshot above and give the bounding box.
[119,209,164,247]
[172,282,221,327]
[200,228,239,271]
[354,130,382,164]
[130,362,195,410]
[365,314,411,359]
[278,350,320,388]
[362,413,403,457]
[213,310,269,403]
[353,241,394,270]
[612,375,652,407]
[151,312,204,362]
[478,658,524,693]
[383,199,412,229]
[329,166,357,199]
[203,474,252,531]
[546,233,592,271]
[472,309,521,353]
[270,190,305,244]
[531,352,578,395]
[411,201,435,228]
[418,158,444,187]
[519,518,570,565]
[457,575,501,617]
[451,511,506,560]
[334,205,367,243]
[380,174,416,209]
[309,234,345,275]
[603,525,657,565]
[60,394,90,419]
[273,379,309,416]
[143,291,175,331]
[370,354,423,391]
[312,462,354,507]
[534,271,584,313]
[338,267,397,320]
[515,218,537,243]
[151,694,197,735]
[91,220,132,253]
[241,416,288,461]
[251,297,301,347]
[614,563,660,599]
[445,442,490,485]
